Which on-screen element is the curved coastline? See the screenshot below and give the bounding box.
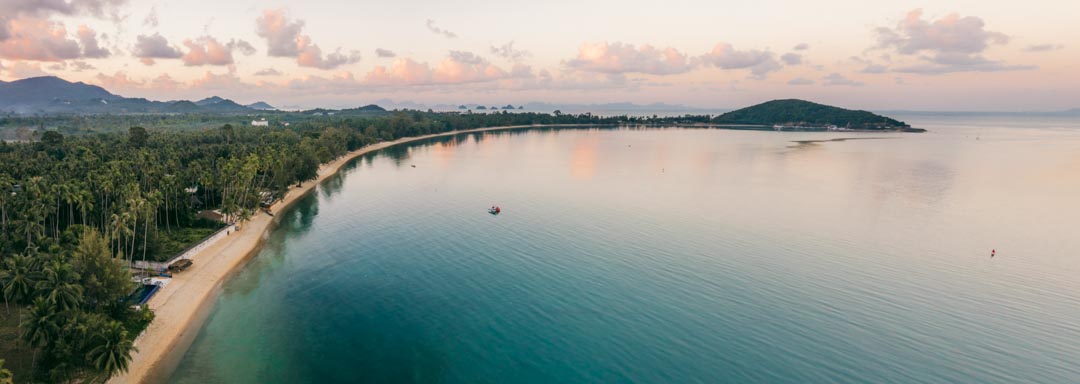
[110,123,601,383]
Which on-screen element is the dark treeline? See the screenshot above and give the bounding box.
[0,109,712,382]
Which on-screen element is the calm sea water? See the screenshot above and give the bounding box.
[170,117,1080,383]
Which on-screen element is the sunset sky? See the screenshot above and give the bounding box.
[0,0,1077,110]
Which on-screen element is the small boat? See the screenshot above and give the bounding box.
[488,206,502,215]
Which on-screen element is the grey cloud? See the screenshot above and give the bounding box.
[228,39,256,55]
[872,9,1031,75]
[143,6,158,27]
[0,0,128,18]
[822,73,864,86]
[893,53,1035,74]
[700,43,781,79]
[787,77,814,85]
[449,50,485,65]
[875,9,1009,55]
[425,19,457,38]
[78,25,109,58]
[301,48,361,69]
[860,64,888,73]
[375,48,396,58]
[257,9,358,70]
[780,52,802,65]
[254,68,282,76]
[133,33,182,61]
[793,43,809,51]
[490,41,530,61]
[1024,44,1063,52]
[47,60,95,71]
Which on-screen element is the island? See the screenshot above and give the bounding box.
[712,99,925,132]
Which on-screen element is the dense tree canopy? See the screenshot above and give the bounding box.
[712,99,911,129]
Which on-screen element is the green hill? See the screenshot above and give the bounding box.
[714,99,915,131]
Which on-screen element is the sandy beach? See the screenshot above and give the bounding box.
[109,124,590,383]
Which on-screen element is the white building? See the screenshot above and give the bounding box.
[251,119,269,126]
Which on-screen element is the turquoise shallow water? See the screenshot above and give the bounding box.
[171,122,1080,383]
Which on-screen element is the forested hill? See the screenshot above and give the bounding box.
[713,99,912,130]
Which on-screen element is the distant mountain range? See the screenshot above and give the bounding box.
[0,76,277,114]
[2,76,1077,117]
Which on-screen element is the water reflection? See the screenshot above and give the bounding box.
[570,136,598,180]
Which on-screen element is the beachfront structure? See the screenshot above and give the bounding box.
[251,119,269,126]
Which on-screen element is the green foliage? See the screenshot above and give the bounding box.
[1,254,37,312]
[713,99,910,129]
[128,126,148,148]
[85,320,136,381]
[0,359,13,384]
[73,230,133,311]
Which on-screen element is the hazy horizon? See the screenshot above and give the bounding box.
[1,1,1078,111]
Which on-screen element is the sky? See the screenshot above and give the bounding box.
[0,0,1077,111]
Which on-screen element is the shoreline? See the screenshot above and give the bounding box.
[109,123,597,383]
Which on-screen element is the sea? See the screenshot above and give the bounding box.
[169,112,1080,383]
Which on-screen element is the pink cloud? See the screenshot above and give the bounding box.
[181,36,254,66]
[364,52,516,86]
[566,42,691,75]
[365,58,432,85]
[4,61,51,79]
[0,18,83,61]
[94,71,145,91]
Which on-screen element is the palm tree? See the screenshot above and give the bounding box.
[0,173,13,233]
[86,320,136,381]
[75,187,95,227]
[109,212,131,258]
[36,260,83,311]
[1,253,37,313]
[125,195,146,262]
[21,297,60,372]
